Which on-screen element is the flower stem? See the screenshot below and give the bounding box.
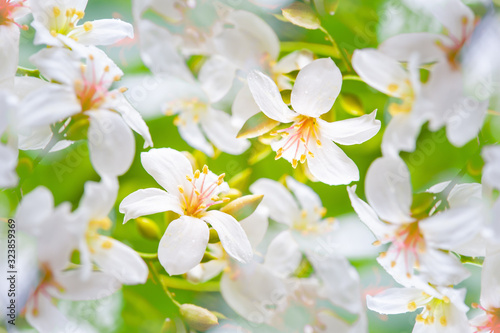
[318,25,352,72]
[137,251,158,260]
[280,41,341,58]
[16,66,41,78]
[147,261,181,308]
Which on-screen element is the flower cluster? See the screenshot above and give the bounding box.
[1,0,499,332]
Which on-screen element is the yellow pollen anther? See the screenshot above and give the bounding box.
[442,296,450,303]
[407,302,417,311]
[439,316,447,326]
[101,240,113,249]
[113,75,121,81]
[222,197,230,203]
[202,165,208,174]
[53,6,61,17]
[422,292,431,298]
[390,261,396,267]
[471,303,479,309]
[211,196,219,201]
[104,65,110,72]
[379,251,387,258]
[300,137,306,143]
[119,87,128,93]
[76,10,85,19]
[178,185,184,193]
[387,83,399,93]
[275,148,283,159]
[194,170,200,179]
[300,154,306,163]
[199,204,207,209]
[316,140,321,146]
[308,152,314,158]
[416,314,424,322]
[292,159,298,168]
[372,240,381,246]
[301,210,307,218]
[425,316,434,324]
[33,308,39,316]
[217,174,225,185]
[194,189,201,196]
[50,30,57,37]
[270,130,277,136]
[319,207,327,217]
[406,272,412,278]
[89,54,94,61]
[186,175,193,182]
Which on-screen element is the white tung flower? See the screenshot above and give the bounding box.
[0,90,18,187]
[247,58,381,185]
[20,46,152,177]
[74,176,149,285]
[348,156,482,286]
[30,0,133,47]
[119,148,253,275]
[367,280,470,333]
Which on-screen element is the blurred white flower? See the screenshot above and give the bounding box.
[74,176,148,285]
[119,148,253,275]
[0,90,18,187]
[348,156,482,286]
[30,0,133,47]
[247,58,381,185]
[368,278,470,333]
[19,46,152,176]
[15,187,120,333]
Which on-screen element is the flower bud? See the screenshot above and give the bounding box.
[180,304,218,332]
[135,217,161,241]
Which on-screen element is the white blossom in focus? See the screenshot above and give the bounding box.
[119,148,253,275]
[247,58,381,185]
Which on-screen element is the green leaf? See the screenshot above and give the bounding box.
[280,89,292,104]
[220,194,264,221]
[282,2,321,30]
[237,112,280,139]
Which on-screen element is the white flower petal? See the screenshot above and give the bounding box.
[201,108,250,155]
[285,176,322,215]
[29,48,80,86]
[187,259,226,283]
[247,70,297,123]
[249,178,299,225]
[481,245,500,309]
[0,24,19,84]
[119,188,183,223]
[25,293,69,333]
[111,93,153,148]
[264,231,301,278]
[0,144,17,188]
[347,185,395,240]
[419,205,483,250]
[202,210,253,263]
[158,216,209,275]
[318,110,381,145]
[87,110,135,177]
[273,49,314,75]
[178,121,214,157]
[445,97,488,147]
[198,56,236,103]
[79,176,118,221]
[31,20,62,47]
[19,85,81,128]
[427,0,475,42]
[291,58,342,117]
[52,270,121,300]
[366,288,423,315]
[231,83,261,128]
[15,187,54,234]
[483,145,500,190]
[418,248,470,286]
[379,32,447,63]
[381,112,425,157]
[91,236,149,285]
[141,148,193,195]
[307,138,359,185]
[71,19,133,45]
[365,156,414,224]
[352,49,410,98]
[240,209,269,249]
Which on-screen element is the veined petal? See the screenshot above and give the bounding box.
[119,188,183,223]
[247,70,297,123]
[70,19,134,45]
[317,110,380,145]
[31,20,63,47]
[379,32,448,63]
[273,49,314,75]
[198,56,236,103]
[158,216,209,275]
[352,49,410,98]
[91,235,149,285]
[111,93,153,148]
[367,288,424,315]
[79,176,118,221]
[307,137,359,185]
[201,108,250,155]
[249,178,299,226]
[447,183,482,208]
[365,156,414,224]
[418,248,470,286]
[140,148,194,195]
[291,58,342,117]
[25,293,69,333]
[178,121,214,157]
[0,24,19,84]
[87,110,135,177]
[19,85,81,128]
[419,205,482,250]
[202,210,253,263]
[347,185,395,240]
[264,231,301,278]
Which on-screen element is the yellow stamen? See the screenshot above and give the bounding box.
[101,240,113,249]
[53,6,61,17]
[194,170,200,179]
[202,165,208,174]
[407,301,417,311]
